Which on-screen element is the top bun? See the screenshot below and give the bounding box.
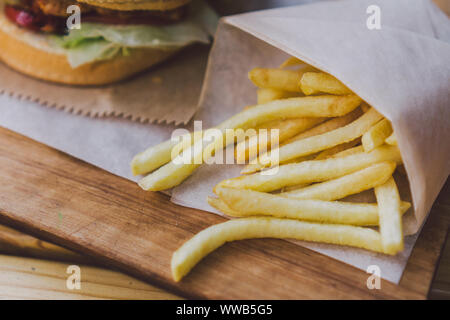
[76,0,192,11]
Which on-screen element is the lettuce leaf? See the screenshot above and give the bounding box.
[53,0,218,68]
[64,39,122,68]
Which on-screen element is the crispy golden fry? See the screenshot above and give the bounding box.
[314,139,361,160]
[249,68,302,92]
[284,107,363,145]
[171,217,385,281]
[131,139,180,176]
[331,145,364,158]
[249,67,315,92]
[362,119,393,152]
[215,186,410,226]
[208,196,238,216]
[139,162,200,191]
[138,95,361,191]
[134,94,356,178]
[283,162,397,200]
[210,163,406,221]
[300,72,353,95]
[385,133,398,146]
[235,118,325,162]
[280,183,310,192]
[218,95,362,131]
[246,108,383,173]
[257,88,299,104]
[139,129,236,191]
[375,177,404,254]
[279,154,320,168]
[279,57,304,68]
[131,131,202,176]
[218,145,402,192]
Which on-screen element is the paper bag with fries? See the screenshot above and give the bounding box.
[132,0,450,282]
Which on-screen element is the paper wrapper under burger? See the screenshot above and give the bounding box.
[186,0,450,235]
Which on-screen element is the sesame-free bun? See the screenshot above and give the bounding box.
[0,28,178,85]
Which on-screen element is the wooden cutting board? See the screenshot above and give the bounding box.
[0,126,449,299]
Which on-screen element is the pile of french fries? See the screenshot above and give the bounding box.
[131,57,407,282]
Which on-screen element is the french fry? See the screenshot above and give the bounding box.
[218,145,402,192]
[235,117,325,162]
[246,108,383,173]
[131,139,180,176]
[284,107,363,145]
[210,163,408,221]
[300,72,353,95]
[280,183,310,192]
[215,186,410,226]
[212,163,398,216]
[240,107,363,173]
[362,119,393,152]
[138,128,234,191]
[134,94,357,179]
[249,68,302,92]
[138,96,362,191]
[257,88,299,104]
[282,162,397,200]
[217,95,362,131]
[375,177,404,254]
[135,95,361,180]
[139,162,200,192]
[131,132,200,176]
[249,67,315,92]
[279,57,304,68]
[171,217,384,281]
[208,196,238,217]
[385,133,398,146]
[314,139,361,160]
[331,145,364,158]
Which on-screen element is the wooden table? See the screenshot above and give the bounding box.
[0,126,449,299]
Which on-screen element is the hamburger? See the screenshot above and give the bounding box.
[0,0,216,85]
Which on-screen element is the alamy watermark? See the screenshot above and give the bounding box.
[366,265,381,290]
[66,265,81,290]
[170,121,280,173]
[66,5,81,30]
[367,5,382,30]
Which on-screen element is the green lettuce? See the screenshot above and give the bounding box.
[52,0,218,68]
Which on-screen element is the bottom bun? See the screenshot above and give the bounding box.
[0,28,178,86]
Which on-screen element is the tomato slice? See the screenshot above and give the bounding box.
[4,5,40,31]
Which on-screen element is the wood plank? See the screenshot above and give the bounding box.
[0,255,181,300]
[0,224,182,299]
[0,127,448,299]
[0,224,89,264]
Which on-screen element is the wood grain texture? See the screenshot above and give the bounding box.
[0,127,448,299]
[0,254,181,300]
[0,224,183,299]
[0,224,90,264]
